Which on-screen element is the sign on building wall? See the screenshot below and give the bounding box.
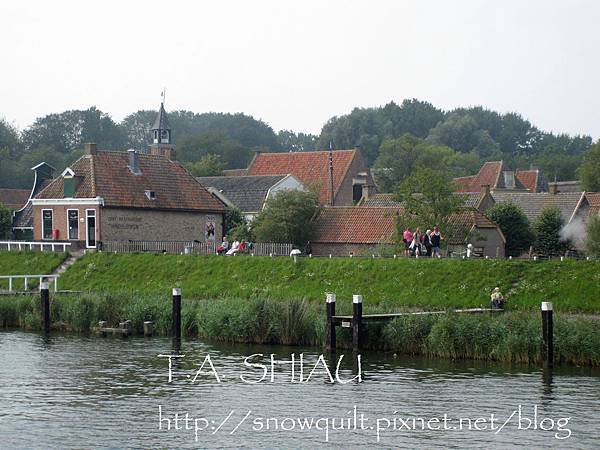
[205,215,216,241]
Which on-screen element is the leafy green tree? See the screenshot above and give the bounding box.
[426,113,501,158]
[185,154,226,177]
[373,134,480,192]
[223,207,246,236]
[394,168,465,244]
[120,110,155,149]
[579,141,600,191]
[586,215,600,257]
[0,203,12,239]
[177,131,252,169]
[252,189,320,247]
[277,130,317,151]
[22,107,126,153]
[487,201,535,256]
[534,207,569,256]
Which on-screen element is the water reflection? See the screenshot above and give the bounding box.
[1,331,599,449]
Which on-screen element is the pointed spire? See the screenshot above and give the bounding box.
[152,102,171,131]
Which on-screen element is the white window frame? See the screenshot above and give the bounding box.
[85,208,97,248]
[41,208,53,240]
[67,208,79,241]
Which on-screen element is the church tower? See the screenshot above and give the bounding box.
[149,100,176,160]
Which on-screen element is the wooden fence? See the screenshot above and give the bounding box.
[100,240,293,256]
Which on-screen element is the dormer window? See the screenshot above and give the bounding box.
[62,167,77,198]
[153,130,159,144]
[145,190,156,200]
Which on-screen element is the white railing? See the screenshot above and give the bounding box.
[0,274,59,292]
[0,241,71,252]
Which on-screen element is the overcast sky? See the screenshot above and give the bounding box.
[2,1,599,139]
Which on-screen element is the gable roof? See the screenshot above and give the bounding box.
[453,161,542,193]
[246,150,358,204]
[0,189,30,210]
[196,175,290,213]
[586,193,600,219]
[312,206,503,245]
[312,207,400,244]
[491,191,586,224]
[35,151,225,212]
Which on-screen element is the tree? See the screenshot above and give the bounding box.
[426,113,501,158]
[486,201,535,257]
[22,107,126,153]
[394,168,465,244]
[277,130,317,151]
[0,203,12,239]
[223,207,246,236]
[373,134,480,192]
[177,131,252,169]
[252,189,320,247]
[586,215,600,257]
[185,154,226,176]
[579,141,600,191]
[534,207,569,256]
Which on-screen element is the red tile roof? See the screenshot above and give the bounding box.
[453,161,541,192]
[515,170,539,192]
[312,207,400,244]
[0,188,30,210]
[454,161,506,192]
[36,151,225,212]
[246,150,358,204]
[312,206,503,245]
[587,193,600,219]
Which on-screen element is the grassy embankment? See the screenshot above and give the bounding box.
[58,253,600,313]
[1,252,599,366]
[0,251,68,290]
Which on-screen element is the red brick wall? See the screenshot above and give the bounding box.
[33,205,100,246]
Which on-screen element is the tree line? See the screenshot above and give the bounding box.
[0,99,597,191]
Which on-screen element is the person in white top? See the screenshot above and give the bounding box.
[226,240,240,255]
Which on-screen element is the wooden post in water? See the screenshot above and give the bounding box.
[325,293,336,352]
[40,281,50,333]
[172,288,182,340]
[352,294,363,352]
[144,321,154,337]
[541,302,553,367]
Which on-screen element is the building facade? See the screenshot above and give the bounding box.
[31,104,225,249]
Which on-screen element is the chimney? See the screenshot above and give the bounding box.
[84,142,97,155]
[480,184,491,197]
[549,183,558,195]
[128,149,141,175]
[503,171,515,189]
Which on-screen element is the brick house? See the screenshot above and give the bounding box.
[311,205,506,258]
[226,148,376,206]
[30,104,225,249]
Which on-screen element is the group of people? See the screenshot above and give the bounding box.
[402,226,444,258]
[216,236,252,255]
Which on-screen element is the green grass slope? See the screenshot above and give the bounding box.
[59,253,600,313]
[0,251,68,289]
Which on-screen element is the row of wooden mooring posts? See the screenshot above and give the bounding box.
[325,292,556,366]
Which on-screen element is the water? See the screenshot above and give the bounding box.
[0,331,599,449]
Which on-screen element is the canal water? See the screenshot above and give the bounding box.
[0,331,598,449]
